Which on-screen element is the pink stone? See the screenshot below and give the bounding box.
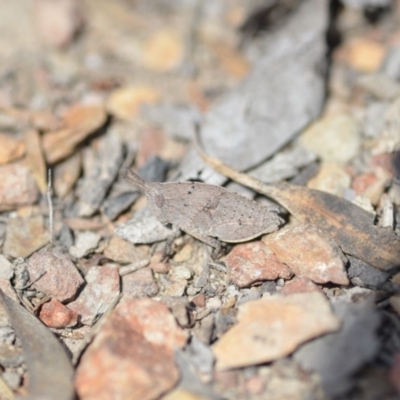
[27,248,84,302]
[224,241,292,288]
[264,224,349,285]
[39,298,78,328]
[68,264,120,325]
[75,298,187,400]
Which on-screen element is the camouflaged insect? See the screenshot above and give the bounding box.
[127,169,283,256]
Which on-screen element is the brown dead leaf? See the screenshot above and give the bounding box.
[53,151,82,198]
[142,30,184,71]
[23,129,47,193]
[0,107,63,132]
[42,104,107,164]
[107,86,160,121]
[0,132,25,164]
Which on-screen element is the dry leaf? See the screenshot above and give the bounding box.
[142,30,184,71]
[0,132,25,165]
[42,104,107,164]
[107,86,160,121]
[23,129,47,193]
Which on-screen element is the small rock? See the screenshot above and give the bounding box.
[299,114,360,165]
[104,235,149,264]
[148,252,170,273]
[27,248,84,302]
[75,298,187,400]
[34,0,84,48]
[0,161,39,211]
[142,30,184,71]
[3,216,50,258]
[280,277,322,296]
[213,292,340,370]
[192,294,206,308]
[68,264,120,325]
[264,224,349,285]
[39,298,78,328]
[223,241,292,288]
[122,268,158,298]
[307,162,351,196]
[116,206,172,244]
[347,255,390,289]
[69,231,101,258]
[170,266,192,281]
[345,37,386,73]
[162,280,187,297]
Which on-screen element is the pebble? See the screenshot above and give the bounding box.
[299,113,360,165]
[103,235,149,264]
[122,267,158,298]
[69,231,101,259]
[3,216,50,258]
[0,161,39,211]
[279,277,322,296]
[263,224,349,285]
[142,30,184,71]
[344,37,386,73]
[34,0,84,49]
[170,266,192,281]
[68,264,120,325]
[39,298,78,328]
[27,248,84,302]
[75,298,187,400]
[116,206,172,244]
[213,292,340,370]
[223,241,292,288]
[307,162,351,196]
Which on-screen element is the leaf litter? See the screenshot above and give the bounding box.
[0,0,399,399]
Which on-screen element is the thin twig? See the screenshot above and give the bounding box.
[47,169,54,243]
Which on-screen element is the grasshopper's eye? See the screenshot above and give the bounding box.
[154,193,165,208]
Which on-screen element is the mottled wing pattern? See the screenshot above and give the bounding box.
[154,182,227,231]
[203,192,282,242]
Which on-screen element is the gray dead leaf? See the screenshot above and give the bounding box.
[248,144,317,184]
[293,300,381,397]
[77,128,125,217]
[0,290,74,400]
[177,0,327,183]
[115,206,172,244]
